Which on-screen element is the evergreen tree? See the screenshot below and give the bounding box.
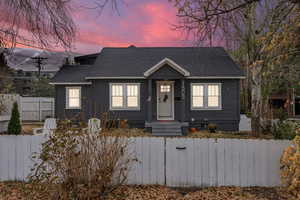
[8,102,21,135]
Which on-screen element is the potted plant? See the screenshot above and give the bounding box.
[207,123,217,133]
[190,127,197,133]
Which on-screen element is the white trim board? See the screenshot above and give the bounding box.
[50,82,92,85]
[86,76,145,79]
[187,76,245,79]
[144,58,190,77]
[84,76,245,80]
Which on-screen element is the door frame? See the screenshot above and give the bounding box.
[156,81,175,120]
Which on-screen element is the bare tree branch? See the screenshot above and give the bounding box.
[0,0,120,50]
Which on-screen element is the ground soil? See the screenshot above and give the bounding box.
[0,182,296,200]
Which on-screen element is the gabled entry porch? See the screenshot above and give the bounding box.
[144,58,190,136]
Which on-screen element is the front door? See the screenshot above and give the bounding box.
[157,81,174,120]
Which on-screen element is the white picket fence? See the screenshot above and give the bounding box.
[0,136,291,187]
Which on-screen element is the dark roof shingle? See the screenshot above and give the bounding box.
[52,47,244,83]
[51,65,92,83]
[88,47,243,77]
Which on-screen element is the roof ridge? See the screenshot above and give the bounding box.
[102,46,224,49]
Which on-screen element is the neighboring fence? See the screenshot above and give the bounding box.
[21,97,55,121]
[0,136,291,187]
[0,94,54,122]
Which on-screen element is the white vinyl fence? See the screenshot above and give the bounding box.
[0,94,54,122]
[0,136,291,187]
[21,97,55,121]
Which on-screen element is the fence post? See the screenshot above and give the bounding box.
[39,98,42,121]
[164,137,166,186]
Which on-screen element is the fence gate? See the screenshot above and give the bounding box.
[165,138,290,187]
[21,97,55,121]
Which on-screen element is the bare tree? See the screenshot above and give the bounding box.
[0,0,120,49]
[171,0,299,135]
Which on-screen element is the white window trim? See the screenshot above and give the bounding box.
[109,83,141,111]
[191,83,222,110]
[66,86,81,109]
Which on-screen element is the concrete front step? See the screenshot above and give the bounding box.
[152,128,182,133]
[152,132,182,136]
[146,121,189,136]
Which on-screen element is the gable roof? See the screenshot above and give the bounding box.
[144,58,190,77]
[85,47,244,79]
[50,65,92,84]
[51,47,244,84]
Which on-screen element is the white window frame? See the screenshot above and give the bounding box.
[66,86,81,109]
[191,83,222,110]
[109,83,141,111]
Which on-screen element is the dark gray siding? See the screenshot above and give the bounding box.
[55,78,240,131]
[55,85,92,121]
[185,79,240,131]
[90,79,147,128]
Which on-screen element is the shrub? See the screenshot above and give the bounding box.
[271,120,299,140]
[273,108,288,121]
[280,134,300,198]
[29,121,135,200]
[7,102,21,135]
[207,123,217,133]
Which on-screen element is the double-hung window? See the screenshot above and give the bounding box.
[66,87,81,109]
[191,83,221,110]
[110,83,140,110]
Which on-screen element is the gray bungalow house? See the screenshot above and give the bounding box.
[51,46,244,136]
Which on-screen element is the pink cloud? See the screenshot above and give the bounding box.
[73,1,192,51]
[138,3,181,43]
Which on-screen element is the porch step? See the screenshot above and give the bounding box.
[149,121,183,136]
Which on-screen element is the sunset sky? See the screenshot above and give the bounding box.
[71,0,195,54]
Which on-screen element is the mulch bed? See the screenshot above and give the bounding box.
[0,182,296,200]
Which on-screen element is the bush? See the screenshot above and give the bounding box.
[271,120,299,140]
[29,121,135,199]
[7,102,21,135]
[207,123,217,133]
[273,108,288,121]
[280,135,300,198]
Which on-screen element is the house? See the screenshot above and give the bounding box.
[50,46,244,135]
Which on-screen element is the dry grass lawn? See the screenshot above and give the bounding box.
[186,130,274,140]
[22,124,43,135]
[0,182,296,200]
[101,128,275,140]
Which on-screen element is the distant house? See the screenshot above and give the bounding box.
[51,46,244,135]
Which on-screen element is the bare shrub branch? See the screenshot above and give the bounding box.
[29,121,136,199]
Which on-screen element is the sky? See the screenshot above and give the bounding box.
[70,0,195,54]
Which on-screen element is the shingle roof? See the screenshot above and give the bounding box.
[51,65,92,83]
[51,47,244,83]
[88,47,243,78]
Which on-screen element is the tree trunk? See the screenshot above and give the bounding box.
[251,64,263,136]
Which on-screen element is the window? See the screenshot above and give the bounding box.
[110,83,140,110]
[208,85,220,107]
[160,85,170,92]
[191,84,204,108]
[191,83,221,110]
[66,87,81,109]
